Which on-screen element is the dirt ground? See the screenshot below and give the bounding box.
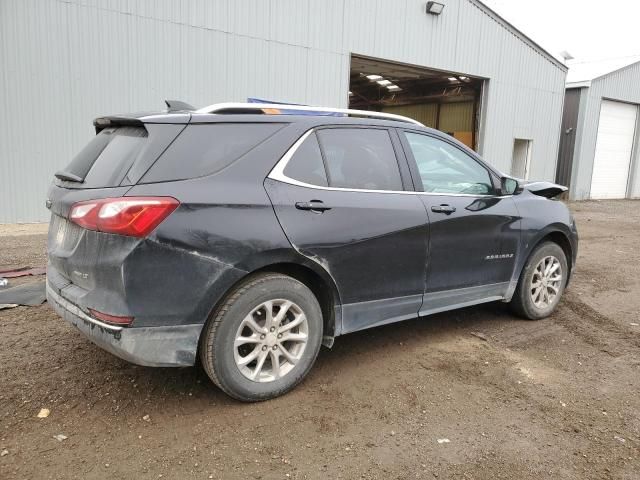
[1,200,639,480]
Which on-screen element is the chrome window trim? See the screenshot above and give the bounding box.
[267,128,512,198]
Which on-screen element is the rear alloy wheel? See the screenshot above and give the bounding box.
[233,299,309,382]
[200,273,323,401]
[510,242,568,320]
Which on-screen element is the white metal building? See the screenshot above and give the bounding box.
[0,0,567,223]
[557,59,640,200]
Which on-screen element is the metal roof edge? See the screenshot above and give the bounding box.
[589,59,640,84]
[566,81,591,89]
[471,0,567,72]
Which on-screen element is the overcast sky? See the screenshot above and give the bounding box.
[482,0,640,64]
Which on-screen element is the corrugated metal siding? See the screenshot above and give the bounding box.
[382,104,439,128]
[383,102,474,146]
[439,102,474,132]
[569,62,640,199]
[0,0,566,222]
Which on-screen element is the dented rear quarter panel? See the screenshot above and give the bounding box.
[118,121,327,328]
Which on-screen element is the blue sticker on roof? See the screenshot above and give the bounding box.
[247,98,345,116]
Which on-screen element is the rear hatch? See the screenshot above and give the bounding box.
[47,114,188,312]
[47,112,285,324]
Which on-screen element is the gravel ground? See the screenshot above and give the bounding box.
[0,200,639,480]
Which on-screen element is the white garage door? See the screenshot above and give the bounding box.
[590,100,638,199]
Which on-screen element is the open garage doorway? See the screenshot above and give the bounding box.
[349,55,484,151]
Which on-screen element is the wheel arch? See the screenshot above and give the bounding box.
[252,262,341,343]
[540,231,573,274]
[506,225,575,303]
[525,227,575,285]
[202,255,342,349]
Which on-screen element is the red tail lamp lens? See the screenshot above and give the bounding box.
[70,197,179,237]
[69,201,100,231]
[88,308,134,326]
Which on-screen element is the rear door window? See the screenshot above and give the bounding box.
[316,128,403,191]
[282,133,328,186]
[140,123,284,183]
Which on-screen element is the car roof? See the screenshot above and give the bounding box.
[97,101,428,130]
[189,113,428,129]
[96,111,439,132]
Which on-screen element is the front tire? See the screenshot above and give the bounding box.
[199,273,323,402]
[510,242,568,320]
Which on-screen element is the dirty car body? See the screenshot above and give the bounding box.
[47,103,578,398]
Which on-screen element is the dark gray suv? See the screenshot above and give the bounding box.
[47,102,578,401]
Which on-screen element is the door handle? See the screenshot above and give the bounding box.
[295,200,331,213]
[431,204,456,214]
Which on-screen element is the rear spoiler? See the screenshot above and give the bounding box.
[54,171,84,182]
[93,116,144,134]
[164,99,195,112]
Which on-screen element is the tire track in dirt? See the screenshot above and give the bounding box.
[429,334,640,480]
[555,292,640,354]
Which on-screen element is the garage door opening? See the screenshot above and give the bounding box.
[590,100,638,199]
[349,55,484,151]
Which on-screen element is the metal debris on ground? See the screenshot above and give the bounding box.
[0,278,8,287]
[0,266,46,278]
[0,282,46,307]
[470,332,488,341]
[53,434,68,442]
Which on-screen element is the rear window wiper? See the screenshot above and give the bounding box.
[54,171,84,183]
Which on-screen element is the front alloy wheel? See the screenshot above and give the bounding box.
[510,241,568,320]
[530,256,563,308]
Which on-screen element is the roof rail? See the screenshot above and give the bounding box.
[194,102,424,126]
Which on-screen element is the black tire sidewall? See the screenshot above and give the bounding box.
[205,275,323,401]
[516,242,568,319]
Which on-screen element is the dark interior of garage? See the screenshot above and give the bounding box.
[349,55,483,151]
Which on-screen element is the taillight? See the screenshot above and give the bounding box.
[69,197,179,237]
[88,308,134,326]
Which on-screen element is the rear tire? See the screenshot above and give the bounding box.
[199,273,323,402]
[510,242,568,320]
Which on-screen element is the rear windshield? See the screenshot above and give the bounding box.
[139,123,284,183]
[57,124,185,188]
[82,127,148,187]
[58,127,147,188]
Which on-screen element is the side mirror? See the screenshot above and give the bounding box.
[501,176,521,195]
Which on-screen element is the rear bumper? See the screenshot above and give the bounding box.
[47,283,202,367]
